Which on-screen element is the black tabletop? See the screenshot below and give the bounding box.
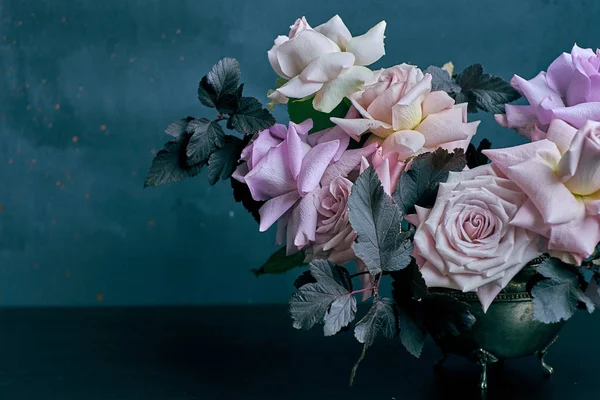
[0,306,598,399]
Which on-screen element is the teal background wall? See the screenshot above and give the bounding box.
[0,0,598,305]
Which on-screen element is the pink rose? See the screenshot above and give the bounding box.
[484,119,600,265]
[233,120,377,253]
[268,15,386,113]
[496,44,600,141]
[332,64,479,159]
[358,146,406,196]
[410,165,543,312]
[305,177,356,265]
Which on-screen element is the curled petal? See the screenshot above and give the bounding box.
[300,52,355,83]
[259,191,301,232]
[422,91,455,117]
[276,30,339,77]
[416,107,469,148]
[314,15,352,49]
[345,21,386,66]
[276,76,323,99]
[313,66,374,113]
[382,130,425,160]
[297,140,340,195]
[551,102,600,129]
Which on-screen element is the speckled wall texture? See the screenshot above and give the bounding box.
[0,0,598,305]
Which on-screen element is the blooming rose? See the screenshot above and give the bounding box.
[410,164,543,312]
[233,120,377,254]
[268,15,386,113]
[305,176,356,264]
[358,145,406,196]
[496,44,600,141]
[332,64,479,159]
[484,119,600,265]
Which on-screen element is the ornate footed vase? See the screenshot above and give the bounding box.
[421,266,565,390]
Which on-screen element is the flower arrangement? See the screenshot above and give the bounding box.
[145,15,600,384]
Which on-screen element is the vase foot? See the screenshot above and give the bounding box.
[537,335,559,375]
[470,349,499,391]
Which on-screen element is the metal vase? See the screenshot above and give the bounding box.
[423,266,565,390]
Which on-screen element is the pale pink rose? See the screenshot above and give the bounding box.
[411,164,543,312]
[306,177,356,265]
[268,15,386,113]
[358,146,406,196]
[484,119,600,265]
[233,120,377,254]
[496,44,600,141]
[332,64,480,159]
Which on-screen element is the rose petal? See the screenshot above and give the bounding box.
[314,15,352,49]
[244,144,297,201]
[511,73,564,125]
[382,130,426,160]
[551,102,600,129]
[297,140,340,195]
[345,21,386,66]
[506,158,585,224]
[546,52,575,94]
[294,192,319,248]
[258,191,301,232]
[422,91,455,117]
[546,118,578,154]
[276,76,323,99]
[321,143,378,186]
[391,101,423,131]
[416,106,469,148]
[300,52,355,83]
[276,30,339,77]
[313,66,374,113]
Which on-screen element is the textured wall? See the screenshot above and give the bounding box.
[0,0,598,305]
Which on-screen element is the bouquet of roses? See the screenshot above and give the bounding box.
[145,15,600,382]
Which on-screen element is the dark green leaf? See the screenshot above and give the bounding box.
[207,136,245,185]
[198,76,217,108]
[453,64,520,114]
[425,66,461,94]
[354,297,397,347]
[288,96,351,134]
[289,260,354,333]
[252,247,306,277]
[186,119,225,166]
[532,258,594,323]
[466,139,492,169]
[230,176,264,223]
[398,305,426,358]
[393,148,467,215]
[420,294,476,339]
[207,57,241,99]
[294,270,317,289]
[165,117,194,140]
[230,97,276,135]
[349,167,413,275]
[143,138,202,188]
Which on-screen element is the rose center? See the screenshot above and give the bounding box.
[462,211,495,241]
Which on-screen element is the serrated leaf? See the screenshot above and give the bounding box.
[349,167,413,275]
[420,294,476,339]
[165,117,193,139]
[397,305,426,358]
[532,258,594,323]
[289,260,354,331]
[230,176,264,223]
[288,96,350,133]
[198,76,217,108]
[207,136,245,185]
[425,65,461,94]
[186,119,225,166]
[207,57,241,99]
[354,297,397,347]
[230,97,276,135]
[466,139,492,169]
[143,138,203,188]
[252,247,306,277]
[324,294,357,336]
[294,270,317,289]
[393,148,467,215]
[453,64,520,114]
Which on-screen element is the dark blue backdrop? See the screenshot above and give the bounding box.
[1,0,598,305]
